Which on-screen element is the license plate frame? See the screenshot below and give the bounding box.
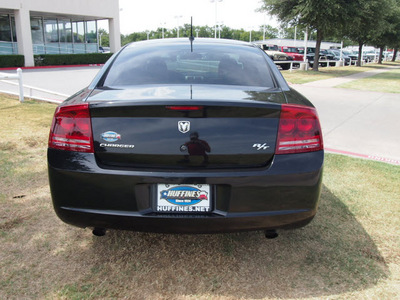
[156,184,211,213]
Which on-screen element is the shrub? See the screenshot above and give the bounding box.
[34,53,113,66]
[0,55,25,68]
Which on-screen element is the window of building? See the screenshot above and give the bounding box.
[59,19,73,54]
[44,19,59,53]
[0,14,17,54]
[73,21,85,53]
[0,15,12,41]
[31,17,45,54]
[85,21,98,53]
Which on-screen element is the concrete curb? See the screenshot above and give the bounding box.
[325,148,400,166]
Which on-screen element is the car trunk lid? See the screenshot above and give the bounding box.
[88,86,285,170]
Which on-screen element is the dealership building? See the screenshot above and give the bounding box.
[0,0,121,66]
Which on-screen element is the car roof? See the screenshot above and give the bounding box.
[124,38,256,50]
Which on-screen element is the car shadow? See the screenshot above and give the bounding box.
[89,184,388,298]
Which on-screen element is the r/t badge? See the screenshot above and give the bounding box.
[253,143,270,150]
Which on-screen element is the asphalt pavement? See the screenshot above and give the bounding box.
[1,65,399,165]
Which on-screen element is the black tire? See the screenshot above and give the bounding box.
[280,64,290,70]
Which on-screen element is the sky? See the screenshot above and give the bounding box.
[106,0,279,35]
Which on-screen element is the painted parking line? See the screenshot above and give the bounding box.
[325,148,400,166]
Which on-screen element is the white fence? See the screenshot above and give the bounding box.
[274,57,377,70]
[0,69,24,102]
[273,61,308,72]
[274,60,344,71]
[0,69,68,103]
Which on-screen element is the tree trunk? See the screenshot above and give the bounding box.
[312,29,323,71]
[357,42,363,67]
[378,47,384,64]
[392,48,398,62]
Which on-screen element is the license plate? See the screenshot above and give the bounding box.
[156,184,211,213]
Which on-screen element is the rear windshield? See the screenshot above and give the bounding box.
[102,43,275,87]
[260,44,278,51]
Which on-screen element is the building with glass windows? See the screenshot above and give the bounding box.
[1,0,120,66]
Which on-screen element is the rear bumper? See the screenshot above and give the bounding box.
[48,149,324,233]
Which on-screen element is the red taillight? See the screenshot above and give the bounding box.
[48,104,94,153]
[276,104,323,154]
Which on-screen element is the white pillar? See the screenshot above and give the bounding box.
[14,7,35,67]
[108,18,121,53]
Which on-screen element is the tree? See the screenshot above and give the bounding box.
[369,0,400,63]
[260,25,279,40]
[98,28,109,47]
[345,0,390,66]
[279,24,313,41]
[197,26,214,38]
[121,32,147,45]
[260,0,361,71]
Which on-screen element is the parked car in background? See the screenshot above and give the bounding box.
[255,43,293,70]
[363,51,377,62]
[344,49,370,63]
[342,50,357,64]
[297,47,318,55]
[303,47,330,67]
[278,46,304,61]
[383,51,393,59]
[48,38,324,237]
[331,50,351,65]
[99,46,110,53]
[323,49,351,65]
[319,50,336,66]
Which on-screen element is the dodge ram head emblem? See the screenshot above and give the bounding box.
[178,121,190,133]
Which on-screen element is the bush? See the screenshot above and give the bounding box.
[0,55,25,68]
[34,53,113,66]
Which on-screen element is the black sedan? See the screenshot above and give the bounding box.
[48,38,324,237]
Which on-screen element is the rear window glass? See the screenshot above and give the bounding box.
[283,47,298,53]
[102,43,274,87]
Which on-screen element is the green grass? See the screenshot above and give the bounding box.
[0,94,399,299]
[337,67,400,93]
[282,67,367,84]
[0,95,54,203]
[282,62,399,85]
